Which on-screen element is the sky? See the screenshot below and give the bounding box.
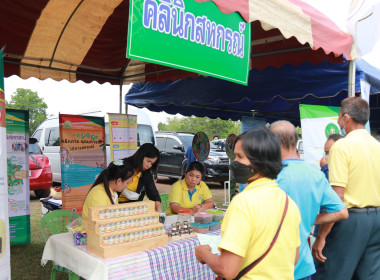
[3,77,176,131]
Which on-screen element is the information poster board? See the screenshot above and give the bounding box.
[59,114,106,214]
[300,104,341,170]
[0,50,11,279]
[108,113,137,161]
[6,109,30,245]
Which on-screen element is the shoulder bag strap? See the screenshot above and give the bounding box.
[232,194,289,280]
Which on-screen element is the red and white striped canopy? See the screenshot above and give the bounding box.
[197,0,355,59]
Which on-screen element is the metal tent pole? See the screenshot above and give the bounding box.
[119,83,123,114]
[348,60,356,97]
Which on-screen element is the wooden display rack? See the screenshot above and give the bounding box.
[87,201,168,259]
[170,232,197,242]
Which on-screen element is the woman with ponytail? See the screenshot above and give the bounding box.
[81,159,134,229]
[118,143,162,212]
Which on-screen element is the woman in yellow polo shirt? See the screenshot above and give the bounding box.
[195,129,301,280]
[81,159,134,229]
[167,161,214,215]
[118,143,162,212]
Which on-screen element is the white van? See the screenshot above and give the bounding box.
[32,107,156,184]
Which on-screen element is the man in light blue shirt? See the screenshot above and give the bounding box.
[271,121,348,280]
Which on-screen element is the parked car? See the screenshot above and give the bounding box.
[155,132,229,184]
[29,138,52,198]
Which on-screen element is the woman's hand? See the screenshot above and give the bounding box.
[195,245,212,264]
[191,205,201,215]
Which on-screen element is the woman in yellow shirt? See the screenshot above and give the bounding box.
[81,159,134,229]
[195,129,301,280]
[168,161,214,215]
[118,143,162,212]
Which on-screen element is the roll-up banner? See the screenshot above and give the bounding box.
[0,50,11,280]
[108,113,137,161]
[300,104,341,170]
[6,109,30,246]
[59,114,106,214]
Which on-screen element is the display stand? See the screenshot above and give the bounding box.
[87,201,168,259]
[170,232,197,241]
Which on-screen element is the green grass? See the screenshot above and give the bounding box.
[10,196,67,279]
[10,183,227,279]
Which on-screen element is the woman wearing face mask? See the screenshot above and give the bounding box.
[195,129,301,280]
[82,159,134,229]
[167,161,214,215]
[118,143,162,212]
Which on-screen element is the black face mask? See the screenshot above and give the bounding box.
[230,161,255,184]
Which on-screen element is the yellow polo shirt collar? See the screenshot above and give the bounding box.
[244,178,278,192]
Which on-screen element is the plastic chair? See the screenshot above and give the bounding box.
[41,210,81,280]
[160,194,169,212]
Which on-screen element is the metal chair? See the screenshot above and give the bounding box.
[41,209,81,280]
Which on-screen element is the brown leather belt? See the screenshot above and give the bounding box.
[348,207,380,213]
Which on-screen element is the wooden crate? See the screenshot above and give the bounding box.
[87,201,168,259]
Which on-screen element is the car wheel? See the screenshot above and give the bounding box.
[34,189,51,198]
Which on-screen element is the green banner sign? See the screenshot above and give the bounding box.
[127,0,251,85]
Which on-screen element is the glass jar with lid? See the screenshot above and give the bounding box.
[178,209,191,226]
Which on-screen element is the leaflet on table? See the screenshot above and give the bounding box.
[108,113,138,161]
[59,114,106,214]
[197,233,222,255]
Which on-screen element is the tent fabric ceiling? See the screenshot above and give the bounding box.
[197,0,355,59]
[125,60,380,128]
[1,0,350,86]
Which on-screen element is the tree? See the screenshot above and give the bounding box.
[157,116,241,138]
[6,88,48,134]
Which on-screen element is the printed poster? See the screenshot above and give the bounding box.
[6,109,30,245]
[300,104,341,170]
[0,49,11,279]
[108,113,137,161]
[59,114,106,214]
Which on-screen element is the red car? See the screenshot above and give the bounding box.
[29,138,52,198]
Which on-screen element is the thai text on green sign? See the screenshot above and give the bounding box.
[127,0,251,85]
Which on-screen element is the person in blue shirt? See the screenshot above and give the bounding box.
[184,145,197,170]
[319,134,344,180]
[270,121,348,280]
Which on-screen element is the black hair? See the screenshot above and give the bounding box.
[186,161,204,174]
[234,128,284,179]
[341,97,369,125]
[127,143,160,172]
[327,133,344,142]
[88,159,134,204]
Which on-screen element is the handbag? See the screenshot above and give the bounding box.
[216,194,289,280]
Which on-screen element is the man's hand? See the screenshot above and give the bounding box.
[312,236,327,263]
[195,245,212,264]
[320,155,328,167]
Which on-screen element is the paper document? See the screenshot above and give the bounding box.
[197,234,222,255]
